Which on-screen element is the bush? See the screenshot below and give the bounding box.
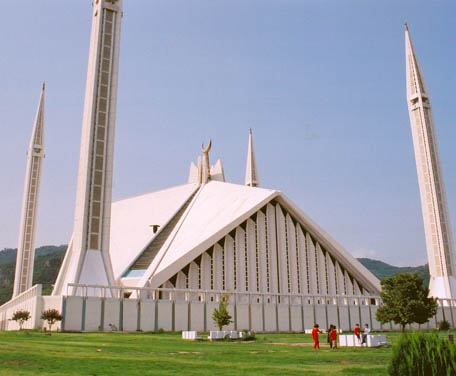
[240,329,256,341]
[11,310,31,330]
[40,309,63,331]
[388,331,456,376]
[438,320,450,331]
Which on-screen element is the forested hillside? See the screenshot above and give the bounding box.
[357,258,430,287]
[0,245,66,304]
[0,245,430,305]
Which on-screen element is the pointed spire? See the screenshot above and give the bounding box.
[13,84,45,298]
[53,0,122,296]
[245,128,259,187]
[405,24,456,299]
[405,22,428,98]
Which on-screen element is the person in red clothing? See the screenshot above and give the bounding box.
[354,323,361,345]
[330,326,338,349]
[311,324,322,349]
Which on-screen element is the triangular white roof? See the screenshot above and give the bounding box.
[109,180,381,294]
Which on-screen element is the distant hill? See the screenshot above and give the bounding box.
[0,245,431,306]
[357,258,430,287]
[0,245,66,305]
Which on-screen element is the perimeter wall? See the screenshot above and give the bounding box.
[1,285,455,332]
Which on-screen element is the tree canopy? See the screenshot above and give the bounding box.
[41,308,63,331]
[212,297,233,331]
[375,272,437,332]
[11,309,31,330]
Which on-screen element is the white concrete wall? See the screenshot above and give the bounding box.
[64,296,84,331]
[174,301,189,331]
[264,304,277,331]
[156,301,173,331]
[250,304,263,332]
[189,302,205,331]
[303,304,314,329]
[122,299,138,332]
[236,304,250,330]
[140,300,156,332]
[290,305,303,332]
[327,305,338,329]
[277,304,290,331]
[338,305,350,330]
[4,287,456,333]
[84,297,102,331]
[315,305,327,331]
[104,298,120,330]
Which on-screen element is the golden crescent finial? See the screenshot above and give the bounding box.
[201,138,212,154]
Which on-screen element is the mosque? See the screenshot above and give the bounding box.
[1,0,455,332]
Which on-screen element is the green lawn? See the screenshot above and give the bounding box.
[0,331,413,375]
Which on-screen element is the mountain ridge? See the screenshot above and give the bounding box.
[0,245,430,306]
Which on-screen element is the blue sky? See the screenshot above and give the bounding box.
[1,1,455,266]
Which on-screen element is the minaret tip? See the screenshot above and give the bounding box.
[404,21,408,31]
[245,128,259,187]
[201,138,212,183]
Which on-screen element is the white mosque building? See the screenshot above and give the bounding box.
[1,1,455,332]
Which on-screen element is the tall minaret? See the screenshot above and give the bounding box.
[405,23,456,299]
[13,84,45,298]
[53,0,122,295]
[245,128,259,187]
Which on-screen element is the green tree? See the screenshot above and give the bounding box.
[376,272,437,332]
[41,308,63,331]
[212,296,233,331]
[11,309,31,330]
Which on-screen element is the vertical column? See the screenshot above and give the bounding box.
[316,243,327,295]
[256,211,268,293]
[247,218,258,293]
[405,24,456,299]
[201,253,211,290]
[275,204,289,294]
[224,235,235,291]
[286,214,299,294]
[306,233,318,295]
[326,253,337,296]
[266,204,278,294]
[13,85,45,298]
[53,0,123,295]
[213,244,224,291]
[297,225,308,294]
[335,261,345,295]
[235,227,247,292]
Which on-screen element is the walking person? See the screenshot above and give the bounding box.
[354,323,361,345]
[312,324,323,350]
[327,324,334,349]
[361,323,370,346]
[330,326,338,349]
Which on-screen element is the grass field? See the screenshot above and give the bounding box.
[0,331,430,375]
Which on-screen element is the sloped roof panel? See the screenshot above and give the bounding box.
[148,181,277,285]
[110,183,198,279]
